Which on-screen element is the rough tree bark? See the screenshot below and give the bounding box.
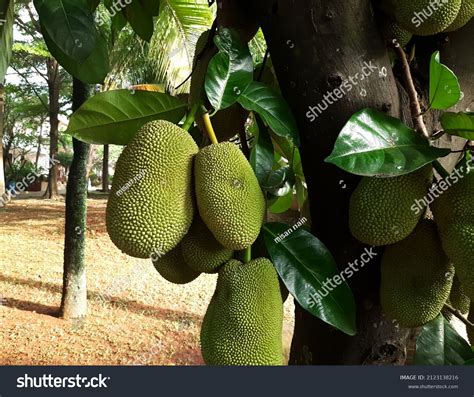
[44,58,61,199]
[0,84,5,201]
[102,144,109,192]
[234,0,474,364]
[60,78,90,319]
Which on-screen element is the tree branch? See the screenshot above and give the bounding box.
[443,303,474,329]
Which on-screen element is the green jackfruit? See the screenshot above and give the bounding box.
[432,171,474,300]
[382,19,413,47]
[181,215,234,273]
[195,142,265,250]
[349,167,432,246]
[393,0,462,35]
[449,274,470,315]
[107,120,198,258]
[381,219,454,327]
[153,244,200,284]
[444,0,474,31]
[201,258,284,365]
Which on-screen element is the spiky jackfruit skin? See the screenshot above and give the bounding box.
[349,167,432,246]
[153,244,200,284]
[383,19,413,46]
[449,275,471,315]
[444,0,474,31]
[393,0,462,35]
[195,142,265,250]
[201,258,284,365]
[107,120,198,258]
[181,216,234,273]
[380,220,454,327]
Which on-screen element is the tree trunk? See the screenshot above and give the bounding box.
[0,84,5,203]
[102,144,109,192]
[60,78,90,319]
[44,58,61,199]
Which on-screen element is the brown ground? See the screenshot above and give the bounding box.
[0,197,294,365]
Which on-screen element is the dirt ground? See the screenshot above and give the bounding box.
[0,197,294,365]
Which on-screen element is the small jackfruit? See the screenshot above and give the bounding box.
[107,120,198,258]
[349,167,432,246]
[444,0,474,31]
[195,142,265,250]
[380,219,454,327]
[181,216,234,273]
[382,19,413,47]
[448,274,470,315]
[153,244,200,284]
[392,0,462,35]
[201,258,284,365]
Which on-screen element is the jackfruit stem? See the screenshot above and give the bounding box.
[182,103,200,131]
[243,246,252,264]
[433,160,450,179]
[202,110,219,144]
[443,303,474,329]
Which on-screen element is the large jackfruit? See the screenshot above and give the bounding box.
[380,220,454,327]
[349,167,432,246]
[153,244,200,284]
[181,216,234,273]
[449,274,470,315]
[432,171,474,299]
[107,120,198,258]
[201,258,284,365]
[391,0,462,35]
[444,0,474,31]
[195,142,265,250]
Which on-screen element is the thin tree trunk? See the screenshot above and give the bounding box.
[35,124,43,170]
[44,58,61,199]
[0,84,5,202]
[60,78,90,319]
[102,144,109,192]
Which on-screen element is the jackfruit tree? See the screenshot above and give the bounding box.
[15,0,474,366]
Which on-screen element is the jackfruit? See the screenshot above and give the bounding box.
[152,244,200,284]
[200,258,284,365]
[382,18,413,47]
[449,274,470,315]
[349,167,432,246]
[380,219,454,327]
[432,171,474,299]
[181,215,234,273]
[195,142,265,250]
[107,120,198,258]
[444,0,474,31]
[391,0,462,35]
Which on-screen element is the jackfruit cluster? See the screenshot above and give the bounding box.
[380,219,454,327]
[201,258,284,365]
[349,167,432,246]
[432,171,474,300]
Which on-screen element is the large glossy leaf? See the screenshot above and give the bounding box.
[441,112,474,140]
[41,24,109,84]
[122,0,154,42]
[34,0,96,61]
[66,90,187,145]
[429,51,461,110]
[268,191,293,214]
[205,28,253,110]
[263,223,357,336]
[414,315,474,365]
[0,0,13,83]
[238,82,300,146]
[325,108,450,177]
[250,115,275,185]
[142,0,160,16]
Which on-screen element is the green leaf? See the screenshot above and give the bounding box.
[414,315,474,365]
[429,51,461,110]
[263,223,357,336]
[441,112,474,140]
[0,0,13,83]
[250,115,275,186]
[142,0,160,16]
[205,28,253,110]
[122,0,154,42]
[88,0,100,11]
[325,108,450,177]
[295,177,307,208]
[268,191,293,214]
[34,0,97,61]
[66,90,187,145]
[41,23,109,84]
[238,82,300,146]
[262,166,288,190]
[465,359,474,365]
